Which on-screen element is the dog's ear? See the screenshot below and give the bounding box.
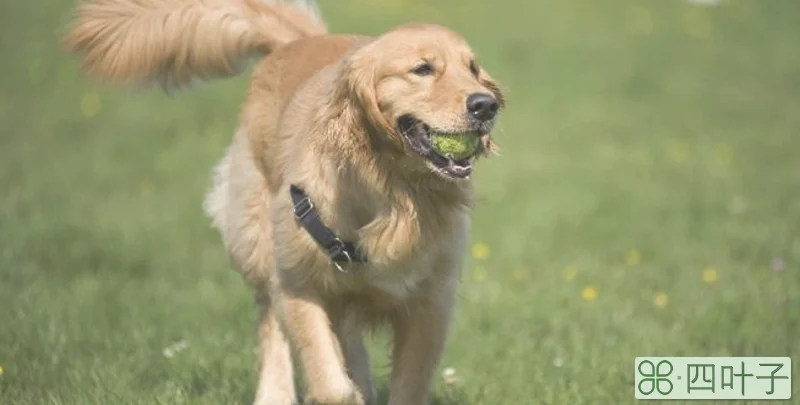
[479,71,506,109]
[338,47,399,143]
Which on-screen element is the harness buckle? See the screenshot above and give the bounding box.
[293,197,314,220]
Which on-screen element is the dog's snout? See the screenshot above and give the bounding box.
[466,93,499,121]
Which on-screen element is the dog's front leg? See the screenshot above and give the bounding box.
[253,298,296,405]
[387,282,457,405]
[278,289,364,405]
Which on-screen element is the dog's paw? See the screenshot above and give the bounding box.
[305,381,365,405]
[253,390,297,405]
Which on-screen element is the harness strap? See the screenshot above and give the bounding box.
[289,184,367,270]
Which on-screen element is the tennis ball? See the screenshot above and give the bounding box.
[429,132,480,160]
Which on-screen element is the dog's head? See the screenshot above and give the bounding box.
[340,24,505,180]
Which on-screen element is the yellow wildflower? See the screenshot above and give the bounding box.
[471,243,490,260]
[0,364,4,375]
[702,266,718,284]
[654,292,669,309]
[581,286,597,302]
[626,249,642,266]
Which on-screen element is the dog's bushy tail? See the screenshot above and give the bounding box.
[64,0,327,91]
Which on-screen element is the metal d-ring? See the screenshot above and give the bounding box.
[330,239,352,273]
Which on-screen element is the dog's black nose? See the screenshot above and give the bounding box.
[466,93,499,121]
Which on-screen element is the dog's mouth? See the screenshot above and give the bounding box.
[397,115,486,179]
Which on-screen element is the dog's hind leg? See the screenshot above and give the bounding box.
[253,296,296,405]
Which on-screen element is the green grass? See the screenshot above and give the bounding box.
[2,0,799,404]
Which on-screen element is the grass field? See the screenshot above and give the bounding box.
[2,0,799,404]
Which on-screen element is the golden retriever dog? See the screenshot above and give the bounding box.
[64,1,505,404]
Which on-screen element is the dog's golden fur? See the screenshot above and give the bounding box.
[64,1,505,404]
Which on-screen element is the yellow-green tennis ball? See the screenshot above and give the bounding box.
[430,132,480,160]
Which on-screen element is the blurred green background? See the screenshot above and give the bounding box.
[1,0,799,404]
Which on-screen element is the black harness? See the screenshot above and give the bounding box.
[290,184,367,271]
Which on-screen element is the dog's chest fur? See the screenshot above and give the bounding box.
[323,181,469,301]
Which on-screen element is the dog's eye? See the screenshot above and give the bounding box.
[469,60,480,76]
[410,62,434,76]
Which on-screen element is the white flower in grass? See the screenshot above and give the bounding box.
[442,367,458,384]
[162,339,189,358]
